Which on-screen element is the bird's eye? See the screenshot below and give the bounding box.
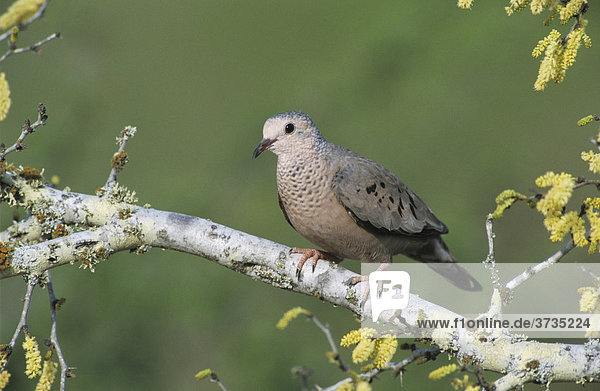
[284,123,295,134]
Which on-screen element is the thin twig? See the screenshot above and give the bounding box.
[483,215,495,265]
[309,314,348,372]
[209,372,229,391]
[471,363,492,391]
[0,31,60,63]
[389,346,441,378]
[573,179,600,190]
[483,214,500,288]
[46,270,72,391]
[291,366,312,391]
[0,0,50,42]
[0,103,48,162]
[482,215,502,318]
[589,125,600,152]
[505,238,575,291]
[104,126,136,192]
[319,346,442,390]
[0,282,35,371]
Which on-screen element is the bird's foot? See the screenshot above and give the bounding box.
[291,248,342,280]
[346,263,391,307]
[346,274,379,307]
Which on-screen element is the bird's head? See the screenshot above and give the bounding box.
[252,111,323,159]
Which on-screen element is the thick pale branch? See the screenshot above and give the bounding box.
[1,180,599,389]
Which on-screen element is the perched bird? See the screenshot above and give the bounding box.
[253,111,481,291]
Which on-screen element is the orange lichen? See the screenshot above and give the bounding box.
[51,223,67,239]
[0,242,13,269]
[18,166,41,181]
[110,151,128,171]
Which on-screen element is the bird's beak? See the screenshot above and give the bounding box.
[252,138,276,159]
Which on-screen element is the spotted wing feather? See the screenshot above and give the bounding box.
[331,156,448,236]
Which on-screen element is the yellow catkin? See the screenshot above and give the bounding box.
[581,151,600,174]
[194,369,212,380]
[535,172,574,224]
[276,307,311,330]
[0,356,10,391]
[0,0,45,30]
[356,381,372,391]
[335,381,354,391]
[34,359,58,391]
[559,0,585,24]
[341,329,362,346]
[532,29,561,57]
[23,334,42,378]
[586,198,600,209]
[585,204,600,253]
[560,26,584,70]
[428,364,460,380]
[450,374,472,389]
[0,370,10,390]
[505,0,531,15]
[0,73,11,121]
[578,115,595,126]
[493,189,526,218]
[352,339,376,364]
[534,37,562,90]
[373,337,398,368]
[529,0,544,14]
[578,287,600,313]
[340,328,376,347]
[457,0,473,9]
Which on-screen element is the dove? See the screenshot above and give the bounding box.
[253,111,481,291]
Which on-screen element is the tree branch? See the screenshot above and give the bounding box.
[0,103,48,162]
[45,271,72,391]
[504,238,575,291]
[103,126,136,192]
[0,282,35,371]
[321,346,442,390]
[1,176,599,389]
[0,31,60,64]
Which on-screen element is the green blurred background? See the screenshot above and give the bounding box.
[1,0,598,390]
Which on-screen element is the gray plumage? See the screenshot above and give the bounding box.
[253,111,481,291]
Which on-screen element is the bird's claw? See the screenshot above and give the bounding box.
[291,248,341,281]
[346,275,369,286]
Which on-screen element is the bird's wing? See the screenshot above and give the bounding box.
[277,191,295,230]
[331,156,448,236]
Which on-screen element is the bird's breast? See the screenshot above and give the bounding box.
[276,157,333,221]
[275,157,391,262]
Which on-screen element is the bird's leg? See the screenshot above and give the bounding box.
[291,248,343,280]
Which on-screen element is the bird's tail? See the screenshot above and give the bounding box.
[406,236,482,291]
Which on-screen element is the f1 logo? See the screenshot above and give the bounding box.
[369,271,410,322]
